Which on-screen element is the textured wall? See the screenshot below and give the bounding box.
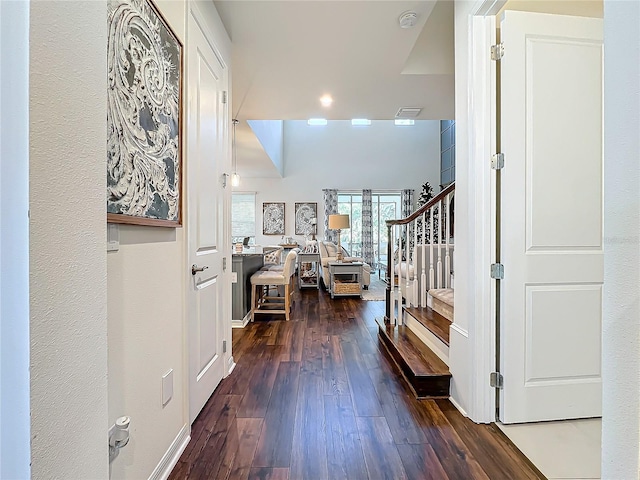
[29,2,109,478]
[601,0,640,477]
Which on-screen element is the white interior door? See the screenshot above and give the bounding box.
[187,11,228,423]
[499,11,603,423]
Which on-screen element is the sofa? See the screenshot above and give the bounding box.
[317,241,371,290]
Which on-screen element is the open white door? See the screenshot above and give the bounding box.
[187,11,229,423]
[499,11,603,423]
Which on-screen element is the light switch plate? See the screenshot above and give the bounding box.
[231,272,238,283]
[162,369,173,406]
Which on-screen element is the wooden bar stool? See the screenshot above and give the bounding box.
[250,250,297,321]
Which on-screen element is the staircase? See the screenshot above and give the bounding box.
[378,183,455,398]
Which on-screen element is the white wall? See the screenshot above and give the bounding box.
[601,0,640,477]
[107,1,187,476]
[0,2,30,478]
[107,1,230,479]
[448,0,477,418]
[247,120,284,176]
[239,120,441,246]
[30,2,109,478]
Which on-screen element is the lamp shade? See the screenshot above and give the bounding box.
[328,214,350,230]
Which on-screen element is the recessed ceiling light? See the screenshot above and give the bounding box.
[395,119,415,126]
[320,95,333,107]
[351,119,371,126]
[308,118,328,126]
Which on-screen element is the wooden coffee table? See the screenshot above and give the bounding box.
[328,261,363,299]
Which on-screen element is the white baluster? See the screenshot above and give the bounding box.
[444,193,451,289]
[421,212,427,307]
[437,200,443,289]
[429,206,435,292]
[405,225,411,309]
[390,225,396,325]
[412,218,418,307]
[398,225,403,325]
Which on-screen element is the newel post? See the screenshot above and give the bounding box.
[384,222,392,323]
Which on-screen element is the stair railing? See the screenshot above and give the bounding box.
[385,183,455,325]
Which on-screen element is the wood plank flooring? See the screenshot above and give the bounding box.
[170,288,545,480]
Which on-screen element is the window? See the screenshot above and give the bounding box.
[338,193,362,256]
[372,194,401,268]
[231,193,256,242]
[336,191,401,267]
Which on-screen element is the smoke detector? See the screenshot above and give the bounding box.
[399,11,418,29]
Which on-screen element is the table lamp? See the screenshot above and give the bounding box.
[328,214,350,262]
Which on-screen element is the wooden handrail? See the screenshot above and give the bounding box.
[386,182,455,226]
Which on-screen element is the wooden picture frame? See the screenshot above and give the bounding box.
[263,202,285,235]
[107,0,183,227]
[295,202,317,235]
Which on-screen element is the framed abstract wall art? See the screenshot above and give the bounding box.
[107,0,183,226]
[263,202,285,235]
[295,202,317,235]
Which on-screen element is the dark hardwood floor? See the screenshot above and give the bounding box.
[169,288,545,480]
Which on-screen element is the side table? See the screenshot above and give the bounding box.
[328,261,363,299]
[298,252,320,289]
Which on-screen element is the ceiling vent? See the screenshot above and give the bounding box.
[395,107,422,118]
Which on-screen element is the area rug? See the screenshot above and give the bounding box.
[361,276,388,301]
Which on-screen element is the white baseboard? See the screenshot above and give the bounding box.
[148,424,190,480]
[404,314,450,366]
[227,356,236,376]
[232,313,250,328]
[449,396,469,418]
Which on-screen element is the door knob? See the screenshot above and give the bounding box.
[191,264,209,275]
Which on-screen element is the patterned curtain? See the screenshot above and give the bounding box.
[323,189,338,243]
[401,189,415,259]
[401,189,414,218]
[361,189,374,266]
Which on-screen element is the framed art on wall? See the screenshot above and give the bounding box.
[295,202,317,236]
[263,202,285,235]
[107,0,183,227]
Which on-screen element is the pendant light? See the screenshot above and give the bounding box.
[231,118,240,187]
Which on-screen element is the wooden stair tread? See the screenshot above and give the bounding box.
[404,306,451,346]
[376,318,450,398]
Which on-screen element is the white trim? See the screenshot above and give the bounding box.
[404,314,450,366]
[467,13,498,424]
[449,396,469,418]
[450,322,469,338]
[227,356,236,376]
[232,312,251,328]
[148,424,190,480]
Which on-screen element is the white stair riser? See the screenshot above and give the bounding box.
[404,312,449,366]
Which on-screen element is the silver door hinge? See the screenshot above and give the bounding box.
[491,153,504,170]
[490,263,504,279]
[491,43,504,61]
[490,372,504,388]
[223,257,227,272]
[222,91,228,104]
[223,340,227,353]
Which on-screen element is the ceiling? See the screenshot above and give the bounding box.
[213,0,455,176]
